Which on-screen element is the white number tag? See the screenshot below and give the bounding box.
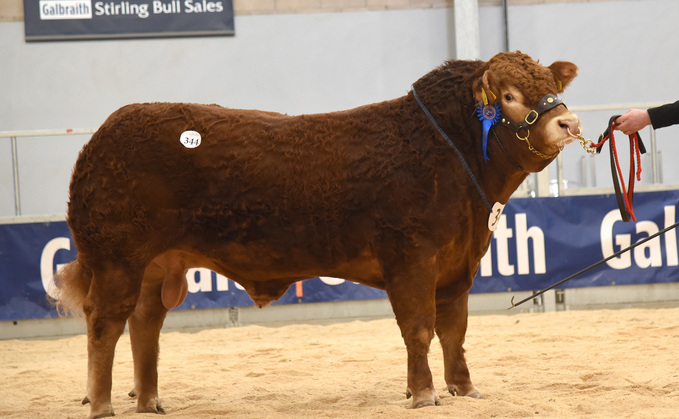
[488,202,505,232]
[180,130,201,148]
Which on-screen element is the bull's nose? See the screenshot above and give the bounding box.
[558,115,582,136]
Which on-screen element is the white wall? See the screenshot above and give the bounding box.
[480,0,679,190]
[0,8,455,216]
[2,1,679,217]
[1,9,455,129]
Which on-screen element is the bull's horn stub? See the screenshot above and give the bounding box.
[180,130,202,148]
[488,202,505,231]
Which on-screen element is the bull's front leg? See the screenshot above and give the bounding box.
[435,290,482,398]
[385,265,440,408]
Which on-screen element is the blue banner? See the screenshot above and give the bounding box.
[23,0,235,42]
[474,192,679,293]
[2,191,679,321]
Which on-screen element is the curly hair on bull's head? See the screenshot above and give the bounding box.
[472,51,578,108]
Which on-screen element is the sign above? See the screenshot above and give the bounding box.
[24,0,235,41]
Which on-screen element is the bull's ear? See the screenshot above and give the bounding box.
[473,70,500,105]
[548,61,578,93]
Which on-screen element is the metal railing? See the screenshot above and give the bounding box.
[0,102,674,218]
[558,102,665,195]
[2,128,96,217]
[527,102,671,198]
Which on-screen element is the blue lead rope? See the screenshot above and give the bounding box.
[412,87,493,213]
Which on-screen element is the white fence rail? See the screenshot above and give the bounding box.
[2,128,96,217]
[563,103,665,193]
[0,102,671,217]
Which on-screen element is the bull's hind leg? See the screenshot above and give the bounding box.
[127,262,171,414]
[385,265,440,408]
[435,291,481,398]
[82,265,144,418]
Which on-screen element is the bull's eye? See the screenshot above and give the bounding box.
[504,94,514,101]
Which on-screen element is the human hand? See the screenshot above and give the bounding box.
[615,109,651,135]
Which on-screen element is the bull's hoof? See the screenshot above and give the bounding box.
[91,412,115,418]
[406,388,441,408]
[88,404,115,418]
[82,396,115,417]
[136,397,166,415]
[413,400,436,408]
[448,386,483,399]
[412,398,442,408]
[136,405,166,415]
[128,387,137,398]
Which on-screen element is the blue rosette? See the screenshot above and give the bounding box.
[477,104,502,161]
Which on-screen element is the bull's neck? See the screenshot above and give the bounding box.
[480,158,530,205]
[478,128,556,205]
[476,132,533,205]
[408,90,539,210]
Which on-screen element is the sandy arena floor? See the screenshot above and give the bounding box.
[1,307,679,418]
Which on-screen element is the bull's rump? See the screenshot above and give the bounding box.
[67,101,428,281]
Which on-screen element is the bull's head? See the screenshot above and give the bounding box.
[472,51,581,171]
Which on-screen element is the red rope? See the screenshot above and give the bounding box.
[610,130,634,220]
[633,132,642,181]
[594,128,643,222]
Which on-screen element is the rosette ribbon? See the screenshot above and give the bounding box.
[477,103,502,161]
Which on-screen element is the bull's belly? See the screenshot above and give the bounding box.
[149,244,385,308]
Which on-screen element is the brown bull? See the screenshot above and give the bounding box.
[56,51,580,417]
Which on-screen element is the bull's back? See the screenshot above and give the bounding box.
[68,101,408,268]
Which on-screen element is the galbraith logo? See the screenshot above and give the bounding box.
[39,0,226,20]
[40,0,93,20]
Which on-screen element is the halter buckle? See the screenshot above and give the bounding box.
[524,110,539,125]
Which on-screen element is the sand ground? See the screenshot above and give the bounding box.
[1,307,678,418]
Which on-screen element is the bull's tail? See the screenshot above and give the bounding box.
[53,258,92,317]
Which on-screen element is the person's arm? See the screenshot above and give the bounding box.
[615,109,651,135]
[615,101,679,134]
[647,100,679,130]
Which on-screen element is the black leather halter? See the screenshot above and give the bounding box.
[498,94,566,159]
[500,94,565,136]
[492,93,566,160]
